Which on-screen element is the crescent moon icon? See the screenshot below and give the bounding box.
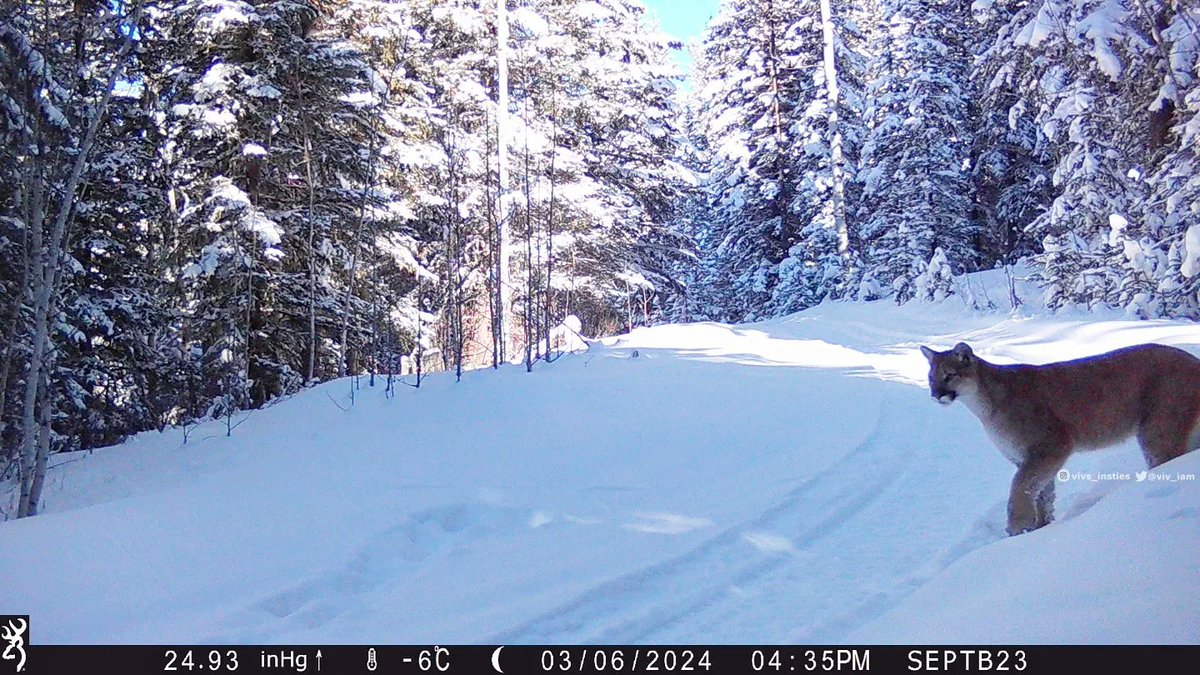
[491,646,504,673]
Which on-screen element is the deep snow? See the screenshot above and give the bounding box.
[3,267,1198,644]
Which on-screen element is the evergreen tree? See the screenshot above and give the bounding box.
[856,0,976,303]
[767,0,868,315]
[970,0,1053,269]
[693,0,811,321]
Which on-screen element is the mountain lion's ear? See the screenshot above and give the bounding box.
[953,342,973,363]
[920,345,935,361]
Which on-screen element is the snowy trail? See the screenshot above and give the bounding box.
[3,269,1199,644]
[495,401,906,643]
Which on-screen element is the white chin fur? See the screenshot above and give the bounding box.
[937,395,955,405]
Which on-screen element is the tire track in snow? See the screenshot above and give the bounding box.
[212,503,533,641]
[793,502,1009,643]
[642,398,1012,645]
[493,403,908,644]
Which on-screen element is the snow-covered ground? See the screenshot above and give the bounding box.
[3,268,1199,644]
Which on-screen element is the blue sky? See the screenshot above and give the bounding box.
[641,0,721,76]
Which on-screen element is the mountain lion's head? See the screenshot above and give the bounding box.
[920,342,978,405]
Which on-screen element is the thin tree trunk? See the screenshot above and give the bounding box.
[16,108,47,518]
[625,281,633,333]
[485,112,501,369]
[453,170,464,381]
[442,121,464,381]
[545,95,558,361]
[26,371,51,517]
[17,4,140,517]
[244,217,254,403]
[15,150,45,517]
[303,107,318,383]
[415,275,424,387]
[339,131,379,378]
[496,0,511,364]
[0,178,32,467]
[522,96,534,372]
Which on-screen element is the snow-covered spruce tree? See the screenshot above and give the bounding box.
[969,0,1054,268]
[655,96,709,324]
[856,0,977,303]
[766,0,869,315]
[143,1,383,414]
[418,0,495,373]
[693,0,811,322]
[1008,0,1152,311]
[539,0,693,334]
[147,1,278,419]
[54,83,187,447]
[500,0,561,366]
[322,0,442,381]
[1,0,146,515]
[1123,1,1200,318]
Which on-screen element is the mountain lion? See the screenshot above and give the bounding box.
[920,342,1200,535]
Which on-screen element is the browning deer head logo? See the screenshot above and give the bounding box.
[1,618,26,673]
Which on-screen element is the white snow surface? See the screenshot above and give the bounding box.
[3,268,1199,645]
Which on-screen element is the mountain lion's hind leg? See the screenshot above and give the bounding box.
[1008,451,1068,536]
[1137,404,1195,469]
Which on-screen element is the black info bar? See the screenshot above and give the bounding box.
[10,645,1197,675]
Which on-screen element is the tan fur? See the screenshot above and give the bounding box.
[920,342,1200,535]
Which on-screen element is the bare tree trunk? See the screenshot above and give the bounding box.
[484,112,501,369]
[452,181,464,382]
[244,224,254,401]
[522,96,534,372]
[415,275,424,387]
[303,106,318,383]
[496,0,511,364]
[442,121,465,381]
[15,149,45,517]
[625,281,633,333]
[544,95,558,362]
[567,248,576,318]
[338,132,379,379]
[26,371,52,517]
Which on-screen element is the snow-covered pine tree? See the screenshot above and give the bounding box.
[1,0,145,515]
[1137,1,1200,317]
[323,0,442,381]
[1009,0,1148,311]
[144,0,385,415]
[54,81,187,446]
[544,0,693,333]
[693,0,810,322]
[969,0,1053,269]
[419,0,496,372]
[856,0,977,303]
[767,0,868,315]
[1123,1,1200,318]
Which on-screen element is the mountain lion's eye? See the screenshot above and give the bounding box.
[943,373,956,384]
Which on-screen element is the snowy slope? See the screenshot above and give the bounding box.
[2,268,1199,644]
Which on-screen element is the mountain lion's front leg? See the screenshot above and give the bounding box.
[1034,479,1055,529]
[1008,451,1068,536]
